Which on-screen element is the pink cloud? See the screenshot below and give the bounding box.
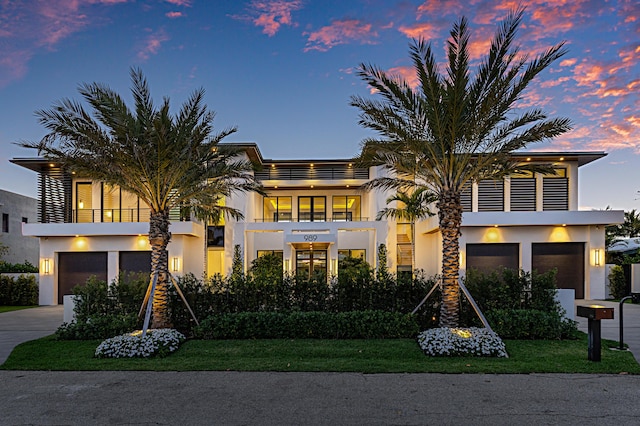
[0,0,130,88]
[304,19,378,52]
[416,1,464,20]
[232,0,303,37]
[398,22,440,39]
[137,29,170,61]
[164,0,192,6]
[385,66,419,91]
[166,11,184,18]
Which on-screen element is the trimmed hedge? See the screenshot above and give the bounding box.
[486,309,579,340]
[0,274,38,306]
[194,310,420,339]
[0,261,39,273]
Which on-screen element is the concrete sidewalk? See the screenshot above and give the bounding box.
[0,305,64,364]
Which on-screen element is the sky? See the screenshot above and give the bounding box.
[0,0,638,211]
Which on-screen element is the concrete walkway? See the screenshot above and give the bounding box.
[0,305,63,364]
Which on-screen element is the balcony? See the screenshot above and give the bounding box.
[71,208,192,223]
[254,214,370,223]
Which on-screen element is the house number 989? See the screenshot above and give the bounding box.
[304,235,318,242]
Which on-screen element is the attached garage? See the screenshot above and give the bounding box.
[532,242,585,299]
[57,252,108,304]
[119,251,151,275]
[466,243,519,275]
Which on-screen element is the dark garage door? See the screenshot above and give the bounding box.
[57,252,108,304]
[466,243,519,275]
[119,251,151,275]
[532,242,584,299]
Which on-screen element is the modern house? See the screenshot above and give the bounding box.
[11,144,623,305]
[0,188,39,266]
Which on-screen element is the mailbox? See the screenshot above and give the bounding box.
[576,304,614,362]
[577,305,614,320]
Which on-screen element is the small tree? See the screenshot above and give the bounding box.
[608,265,627,300]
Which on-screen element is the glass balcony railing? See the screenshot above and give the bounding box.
[72,208,192,223]
[254,215,369,223]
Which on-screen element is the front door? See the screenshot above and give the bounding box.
[296,250,327,280]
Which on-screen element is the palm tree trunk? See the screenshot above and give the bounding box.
[437,189,463,328]
[149,209,172,329]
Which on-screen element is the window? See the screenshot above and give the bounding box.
[207,226,224,247]
[21,217,28,223]
[103,184,142,222]
[263,196,292,222]
[2,213,8,233]
[299,196,326,222]
[76,182,93,223]
[338,249,366,260]
[396,223,413,274]
[257,250,283,259]
[332,196,361,221]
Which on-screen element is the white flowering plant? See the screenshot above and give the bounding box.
[95,328,186,359]
[417,327,508,358]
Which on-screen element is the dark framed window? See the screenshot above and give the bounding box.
[338,249,365,260]
[257,250,283,259]
[207,226,225,247]
[263,196,292,222]
[299,196,326,222]
[75,182,93,223]
[21,217,28,223]
[332,196,361,221]
[2,213,8,233]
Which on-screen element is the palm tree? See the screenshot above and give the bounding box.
[376,187,436,274]
[351,8,571,327]
[21,68,262,328]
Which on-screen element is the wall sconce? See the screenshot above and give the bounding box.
[42,258,51,275]
[594,249,602,266]
[171,257,181,272]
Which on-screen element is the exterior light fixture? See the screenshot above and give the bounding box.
[595,249,602,266]
[171,257,181,272]
[526,157,531,161]
[559,157,564,161]
[42,258,51,275]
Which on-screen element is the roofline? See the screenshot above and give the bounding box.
[10,149,609,171]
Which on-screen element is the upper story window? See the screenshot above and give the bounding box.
[102,184,143,222]
[263,196,292,222]
[2,213,8,233]
[332,196,361,221]
[299,196,326,222]
[76,182,93,223]
[510,171,536,212]
[542,168,568,211]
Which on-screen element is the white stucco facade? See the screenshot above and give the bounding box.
[12,146,623,305]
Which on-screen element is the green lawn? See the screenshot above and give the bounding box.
[0,306,37,314]
[2,334,638,374]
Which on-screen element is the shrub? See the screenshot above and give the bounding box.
[460,268,575,340]
[0,273,38,306]
[56,313,138,340]
[0,260,39,273]
[608,265,627,300]
[56,274,146,340]
[194,310,419,339]
[486,309,578,340]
